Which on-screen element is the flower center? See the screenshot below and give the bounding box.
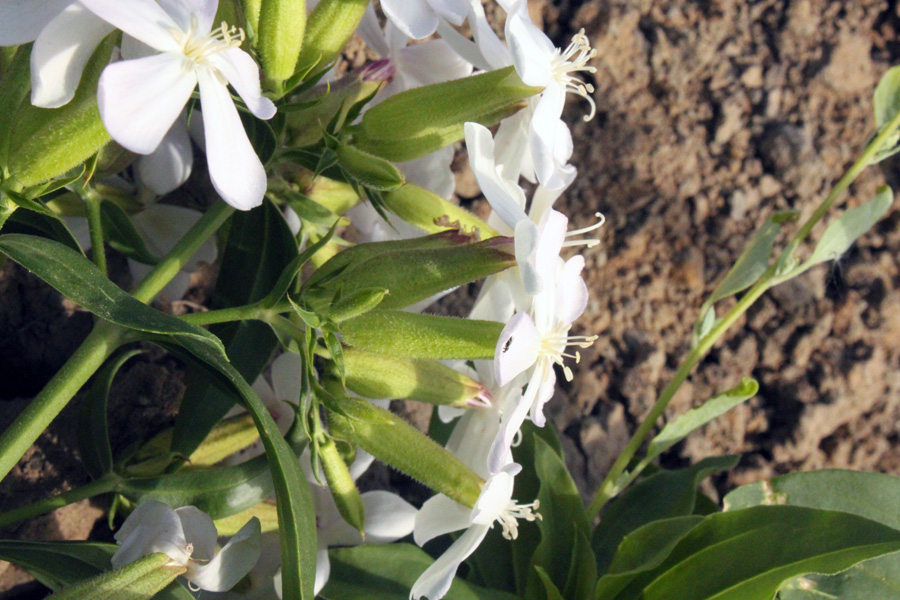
[541,325,598,381]
[495,499,541,540]
[178,17,245,63]
[549,29,598,121]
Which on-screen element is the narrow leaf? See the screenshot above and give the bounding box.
[806,186,893,267]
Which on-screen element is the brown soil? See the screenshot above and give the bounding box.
[2,0,900,594]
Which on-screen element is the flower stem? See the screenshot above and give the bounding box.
[80,186,107,277]
[131,200,235,303]
[0,321,124,483]
[0,473,119,529]
[587,107,900,521]
[178,298,292,326]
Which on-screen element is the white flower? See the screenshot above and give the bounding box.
[487,252,596,473]
[0,0,115,108]
[381,0,469,40]
[111,500,261,592]
[80,0,276,210]
[410,463,539,600]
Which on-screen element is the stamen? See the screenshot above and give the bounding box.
[564,212,605,248]
[467,390,494,408]
[495,499,542,540]
[181,20,246,63]
[550,29,598,121]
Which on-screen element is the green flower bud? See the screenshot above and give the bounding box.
[323,392,484,507]
[258,0,306,84]
[351,66,541,162]
[340,310,503,360]
[307,236,515,312]
[242,0,261,34]
[7,37,115,187]
[295,0,369,76]
[382,183,499,238]
[0,44,32,171]
[328,288,388,322]
[285,74,384,147]
[48,554,185,600]
[336,143,405,191]
[344,348,488,407]
[319,434,366,535]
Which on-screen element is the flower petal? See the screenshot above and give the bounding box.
[175,505,218,561]
[487,378,534,475]
[530,85,576,190]
[556,255,588,326]
[361,491,417,543]
[428,0,467,25]
[413,494,470,547]
[381,0,438,40]
[356,5,390,57]
[0,0,71,46]
[158,0,217,34]
[410,525,490,600]
[137,114,193,195]
[208,47,276,120]
[464,123,528,230]
[395,39,472,89]
[471,469,514,525]
[98,53,197,154]
[514,218,542,295]
[529,364,556,427]
[504,1,555,87]
[30,3,114,108]
[188,517,262,591]
[112,500,189,569]
[533,209,568,285]
[494,311,541,386]
[314,547,331,595]
[196,67,267,210]
[80,0,182,51]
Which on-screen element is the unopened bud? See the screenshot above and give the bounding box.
[382,183,499,238]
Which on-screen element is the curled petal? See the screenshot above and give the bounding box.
[188,517,262,591]
[111,500,189,569]
[208,47,277,120]
[414,495,470,547]
[410,525,490,600]
[197,67,267,210]
[137,114,193,195]
[80,0,182,52]
[98,53,197,154]
[504,1,555,87]
[175,506,218,562]
[530,84,576,191]
[30,3,114,108]
[514,218,542,295]
[464,123,528,231]
[382,0,438,40]
[471,469,515,525]
[0,0,71,46]
[556,255,588,326]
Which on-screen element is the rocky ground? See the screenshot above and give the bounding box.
[2,0,900,594]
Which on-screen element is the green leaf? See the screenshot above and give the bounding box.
[593,516,704,600]
[564,529,599,600]
[778,551,900,600]
[340,310,503,360]
[616,506,900,600]
[173,199,297,457]
[259,220,338,310]
[2,204,82,252]
[535,567,566,600]
[322,544,521,600]
[100,201,159,265]
[78,349,145,479]
[806,186,893,268]
[592,455,739,575]
[527,436,593,598]
[874,65,900,129]
[0,541,192,600]
[0,234,224,354]
[116,453,274,519]
[646,377,758,461]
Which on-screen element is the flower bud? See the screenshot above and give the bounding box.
[258,0,306,84]
[0,45,32,169]
[324,392,484,507]
[344,348,488,408]
[285,73,385,147]
[295,0,369,76]
[382,183,499,238]
[336,144,405,191]
[351,66,541,162]
[319,435,366,536]
[6,37,115,187]
[48,553,186,600]
[328,288,388,323]
[340,310,503,360]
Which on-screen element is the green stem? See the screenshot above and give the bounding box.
[131,200,235,303]
[178,298,292,327]
[80,186,107,277]
[587,107,900,521]
[0,322,124,483]
[0,473,119,528]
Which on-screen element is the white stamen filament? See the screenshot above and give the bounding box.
[178,18,245,63]
[540,330,598,381]
[564,212,605,248]
[496,499,541,540]
[550,29,598,121]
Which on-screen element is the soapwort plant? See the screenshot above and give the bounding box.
[0,1,899,600]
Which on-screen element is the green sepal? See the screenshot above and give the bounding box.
[0,44,33,169]
[352,66,539,162]
[47,553,186,600]
[318,434,366,536]
[336,143,405,191]
[294,0,369,78]
[340,310,503,359]
[323,390,484,507]
[6,36,115,187]
[258,0,306,84]
[383,183,500,238]
[327,288,388,322]
[343,348,486,407]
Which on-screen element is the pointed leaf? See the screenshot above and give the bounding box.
[806,186,893,267]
